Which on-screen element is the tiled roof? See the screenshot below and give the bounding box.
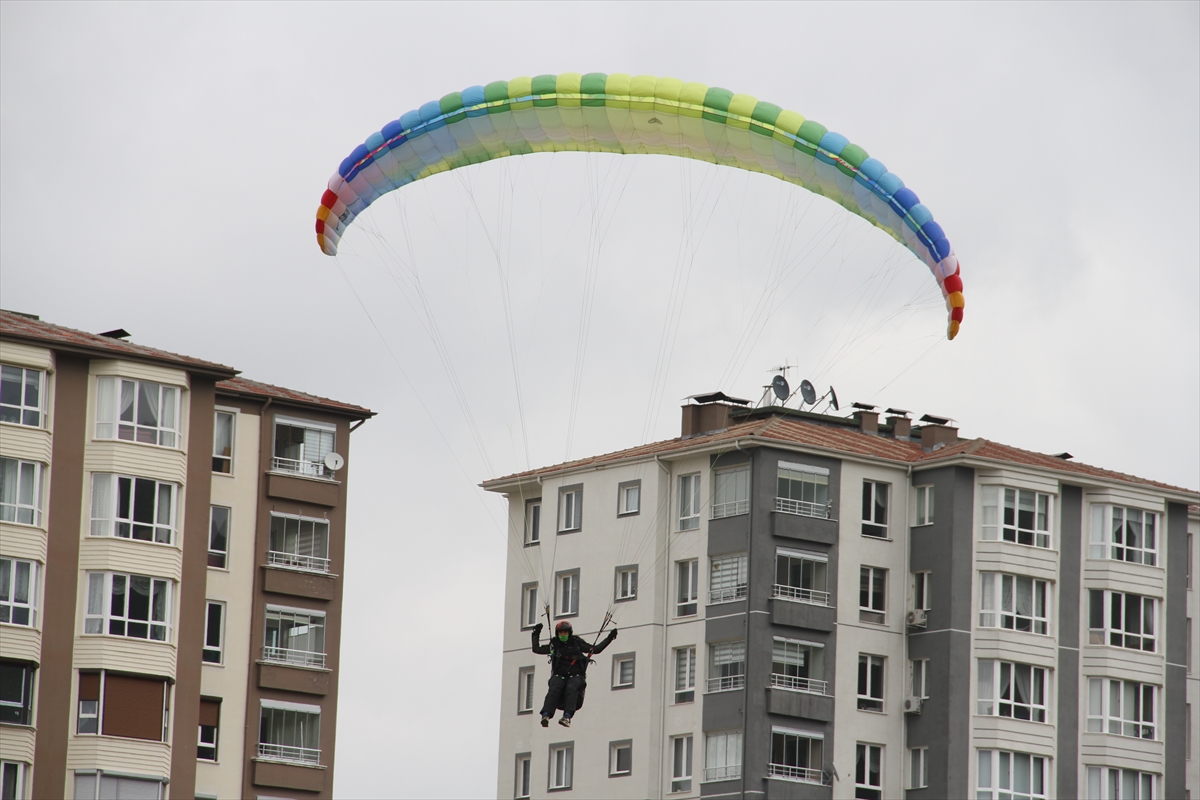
[0,310,236,376]
[216,376,374,418]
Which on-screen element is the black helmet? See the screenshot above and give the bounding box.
[555,620,573,635]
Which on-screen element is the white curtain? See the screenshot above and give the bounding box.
[90,474,114,536]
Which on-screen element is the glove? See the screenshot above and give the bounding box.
[608,628,618,641]
[534,623,543,635]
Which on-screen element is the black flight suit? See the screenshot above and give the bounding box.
[532,624,617,719]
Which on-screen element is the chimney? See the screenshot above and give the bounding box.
[888,416,911,438]
[680,392,750,438]
[854,410,879,434]
[919,424,959,451]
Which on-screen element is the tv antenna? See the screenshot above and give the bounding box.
[759,363,794,407]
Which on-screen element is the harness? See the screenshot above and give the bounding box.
[548,639,593,678]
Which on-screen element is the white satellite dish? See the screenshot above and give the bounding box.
[324,452,345,472]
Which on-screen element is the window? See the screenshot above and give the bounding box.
[617,480,640,516]
[913,571,930,611]
[213,411,234,473]
[676,560,698,616]
[861,480,889,537]
[980,573,1050,635]
[518,667,536,714]
[198,698,220,761]
[705,730,742,781]
[549,742,572,790]
[674,647,696,703]
[90,473,177,544]
[708,641,745,692]
[0,558,37,627]
[768,728,823,783]
[977,660,1048,722]
[272,416,336,478]
[670,734,693,792]
[95,376,179,447]
[259,701,320,764]
[709,554,747,603]
[909,747,928,789]
[612,653,635,689]
[74,772,166,800]
[1085,767,1158,799]
[558,485,582,533]
[1089,589,1156,652]
[857,655,884,712]
[712,466,749,518]
[76,672,100,733]
[203,602,224,664]
[1090,505,1158,565]
[610,739,632,777]
[525,498,541,545]
[678,473,701,530]
[776,461,830,518]
[615,566,638,602]
[910,659,928,699]
[774,549,829,606]
[914,484,934,525]
[859,567,886,624]
[556,571,579,617]
[0,662,34,725]
[771,637,826,695]
[0,365,42,427]
[263,606,326,668]
[74,671,169,741]
[84,572,172,641]
[0,458,41,526]
[268,512,330,573]
[0,761,26,800]
[207,505,230,569]
[521,583,539,629]
[981,486,1052,548]
[977,749,1046,800]
[515,753,531,799]
[855,743,883,800]
[1087,678,1156,739]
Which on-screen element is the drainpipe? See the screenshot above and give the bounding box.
[655,454,671,800]
[738,439,751,800]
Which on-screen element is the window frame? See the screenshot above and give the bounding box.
[855,743,883,800]
[263,605,327,668]
[212,409,235,474]
[861,480,889,538]
[555,570,579,619]
[768,726,824,784]
[709,554,747,604]
[0,457,43,527]
[981,485,1053,549]
[614,565,638,603]
[514,752,532,799]
[203,601,225,665]
[910,658,928,700]
[676,559,699,617]
[1088,589,1157,652]
[707,640,746,693]
[617,480,641,517]
[979,572,1050,636]
[558,485,582,534]
[258,700,321,765]
[909,747,929,790]
[612,652,636,690]
[0,557,38,627]
[775,461,830,519]
[857,654,885,712]
[674,646,696,704]
[267,511,331,573]
[520,582,539,630]
[704,730,743,782]
[670,734,693,793]
[977,659,1048,722]
[1085,766,1158,800]
[0,661,35,725]
[712,465,750,519]
[678,473,701,531]
[859,566,886,624]
[524,498,541,546]
[0,364,44,428]
[198,698,220,762]
[1087,677,1156,739]
[773,548,830,606]
[89,473,177,545]
[913,571,931,612]
[548,741,573,791]
[208,505,230,569]
[95,376,181,448]
[84,572,173,642]
[771,637,827,696]
[914,484,934,526]
[1089,504,1159,566]
[609,739,633,777]
[0,760,27,800]
[517,666,536,715]
[271,415,337,479]
[977,749,1047,800]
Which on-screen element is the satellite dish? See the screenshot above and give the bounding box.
[771,374,789,402]
[799,379,816,405]
[324,452,345,472]
[829,386,840,411]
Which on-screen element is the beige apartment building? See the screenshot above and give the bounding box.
[0,310,372,799]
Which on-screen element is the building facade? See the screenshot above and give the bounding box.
[0,311,371,800]
[487,395,1200,800]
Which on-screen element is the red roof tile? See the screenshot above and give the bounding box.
[216,376,373,418]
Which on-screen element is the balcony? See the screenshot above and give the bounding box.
[258,743,320,765]
[773,584,830,607]
[263,646,326,669]
[704,765,742,781]
[709,584,747,604]
[706,675,745,693]
[775,497,829,518]
[711,500,748,519]
[770,674,829,696]
[268,550,330,574]
[271,456,334,480]
[767,764,826,784]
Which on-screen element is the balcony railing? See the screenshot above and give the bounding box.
[767,764,825,784]
[711,500,749,519]
[262,646,327,669]
[709,584,747,604]
[268,550,331,573]
[706,674,745,693]
[704,765,742,781]
[772,584,831,606]
[272,456,334,480]
[258,743,321,765]
[774,497,831,519]
[770,673,829,695]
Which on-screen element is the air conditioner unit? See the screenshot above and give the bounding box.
[906,609,928,628]
[904,696,923,714]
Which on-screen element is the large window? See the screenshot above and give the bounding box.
[95,377,180,447]
[674,647,696,704]
[549,742,573,790]
[558,486,582,533]
[981,486,1052,548]
[0,365,42,427]
[776,461,829,518]
[259,701,321,765]
[861,481,889,537]
[272,417,336,478]
[198,698,220,761]
[263,606,326,668]
[859,567,886,624]
[677,560,698,616]
[268,513,330,573]
[855,743,883,800]
[980,573,1049,635]
[977,750,1046,800]
[0,558,37,627]
[524,498,541,545]
[678,473,701,530]
[0,662,34,725]
[768,728,823,783]
[84,572,172,642]
[556,570,579,617]
[914,484,934,525]
[709,554,747,604]
[712,466,749,519]
[705,731,741,781]
[857,655,884,712]
[1085,767,1157,799]
[74,671,169,741]
[670,734,693,792]
[208,505,230,569]
[707,641,745,692]
[74,773,165,800]
[977,660,1047,722]
[1087,678,1156,739]
[774,549,829,606]
[771,637,826,695]
[212,411,234,474]
[90,474,176,544]
[1090,505,1158,565]
[0,458,41,526]
[203,601,224,664]
[1089,589,1156,652]
[617,480,640,516]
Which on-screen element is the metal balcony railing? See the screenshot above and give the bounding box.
[271,456,334,480]
[709,584,747,604]
[704,765,742,781]
[268,550,331,573]
[258,743,321,765]
[774,497,831,519]
[706,675,745,693]
[262,646,327,669]
[770,673,829,695]
[711,500,749,519]
[772,584,831,606]
[767,764,824,784]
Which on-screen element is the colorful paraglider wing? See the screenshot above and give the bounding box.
[316,73,965,340]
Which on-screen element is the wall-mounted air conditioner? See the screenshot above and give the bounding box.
[906,609,928,628]
[904,696,923,714]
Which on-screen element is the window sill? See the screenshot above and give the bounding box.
[610,771,632,778]
[617,511,640,518]
[614,595,637,604]
[612,683,634,691]
[89,534,179,550]
[1083,640,1160,656]
[0,722,35,730]
[856,706,885,714]
[523,540,540,548]
[78,632,174,646]
[861,534,892,541]
[0,621,36,630]
[1084,555,1162,570]
[557,528,580,535]
[979,537,1057,553]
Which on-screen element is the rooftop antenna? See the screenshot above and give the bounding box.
[760,362,794,407]
[807,385,840,414]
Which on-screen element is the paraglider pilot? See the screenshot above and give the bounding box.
[532,619,617,727]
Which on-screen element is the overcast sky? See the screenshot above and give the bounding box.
[2,3,1197,797]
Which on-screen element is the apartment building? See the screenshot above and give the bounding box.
[487,393,1200,800]
[0,311,372,800]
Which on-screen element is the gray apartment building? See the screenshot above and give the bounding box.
[487,393,1199,800]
